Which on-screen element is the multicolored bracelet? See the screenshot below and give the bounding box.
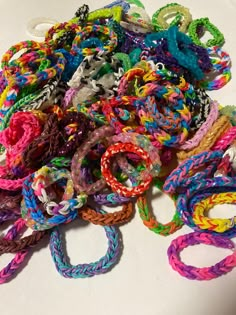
[49,212,121,278]
[168,232,236,280]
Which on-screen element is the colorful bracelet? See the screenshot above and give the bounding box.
[21,171,79,231]
[71,126,114,195]
[0,218,46,254]
[168,232,236,280]
[177,115,231,162]
[49,212,121,278]
[101,142,153,197]
[137,179,183,236]
[188,18,225,48]
[192,192,236,233]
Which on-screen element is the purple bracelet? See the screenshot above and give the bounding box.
[168,232,236,280]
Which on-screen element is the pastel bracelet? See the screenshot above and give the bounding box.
[49,212,121,278]
[168,232,236,280]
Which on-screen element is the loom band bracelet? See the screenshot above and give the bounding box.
[49,214,121,279]
[123,7,153,32]
[167,232,236,281]
[93,192,130,206]
[45,21,82,43]
[163,150,224,194]
[0,218,46,254]
[101,142,153,197]
[21,178,78,231]
[137,182,183,236]
[220,105,236,127]
[0,210,20,224]
[152,3,192,33]
[1,40,51,70]
[80,202,134,225]
[188,18,225,48]
[177,115,232,162]
[32,166,88,216]
[213,127,236,151]
[71,126,115,195]
[0,223,28,284]
[113,53,132,72]
[145,26,204,80]
[71,25,118,56]
[192,192,236,234]
[26,17,59,39]
[104,0,130,12]
[179,100,219,150]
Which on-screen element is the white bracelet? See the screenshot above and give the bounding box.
[26,17,58,39]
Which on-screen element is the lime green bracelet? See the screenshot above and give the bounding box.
[188,17,225,48]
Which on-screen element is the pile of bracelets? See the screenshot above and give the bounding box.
[0,0,236,284]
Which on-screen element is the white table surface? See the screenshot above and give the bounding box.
[0,1,236,314]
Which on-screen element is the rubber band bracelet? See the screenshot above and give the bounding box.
[71,126,115,195]
[137,179,183,236]
[0,210,20,224]
[177,115,231,162]
[101,142,153,197]
[31,166,88,216]
[188,18,225,48]
[0,218,46,254]
[79,202,134,225]
[49,211,121,278]
[163,150,224,194]
[167,232,236,280]
[192,192,236,234]
[0,219,30,284]
[21,172,79,231]
[152,3,192,33]
[71,24,117,57]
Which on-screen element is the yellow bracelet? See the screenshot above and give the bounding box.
[0,85,10,110]
[193,192,236,233]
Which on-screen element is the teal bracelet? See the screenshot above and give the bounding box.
[188,18,225,48]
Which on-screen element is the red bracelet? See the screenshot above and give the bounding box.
[101,142,153,197]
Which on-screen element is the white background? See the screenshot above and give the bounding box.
[0,1,236,314]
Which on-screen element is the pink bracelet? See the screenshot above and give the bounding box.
[180,100,219,150]
[212,126,236,151]
[71,125,115,194]
[168,232,236,280]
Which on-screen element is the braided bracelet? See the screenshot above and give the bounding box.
[21,170,80,230]
[32,166,87,216]
[152,3,192,33]
[0,218,46,254]
[0,222,28,284]
[137,179,183,236]
[199,46,231,90]
[0,210,20,224]
[192,192,236,233]
[163,150,224,194]
[49,212,121,278]
[180,100,219,150]
[188,18,225,48]
[71,126,114,195]
[168,232,236,280]
[177,115,231,162]
[101,142,153,197]
[71,24,117,56]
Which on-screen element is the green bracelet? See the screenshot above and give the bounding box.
[188,17,225,48]
[137,178,184,236]
[152,3,192,33]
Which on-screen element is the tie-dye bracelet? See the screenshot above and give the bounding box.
[79,203,134,225]
[71,126,115,195]
[137,179,183,236]
[21,170,80,231]
[163,150,224,194]
[167,232,236,280]
[101,142,153,197]
[49,213,121,278]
